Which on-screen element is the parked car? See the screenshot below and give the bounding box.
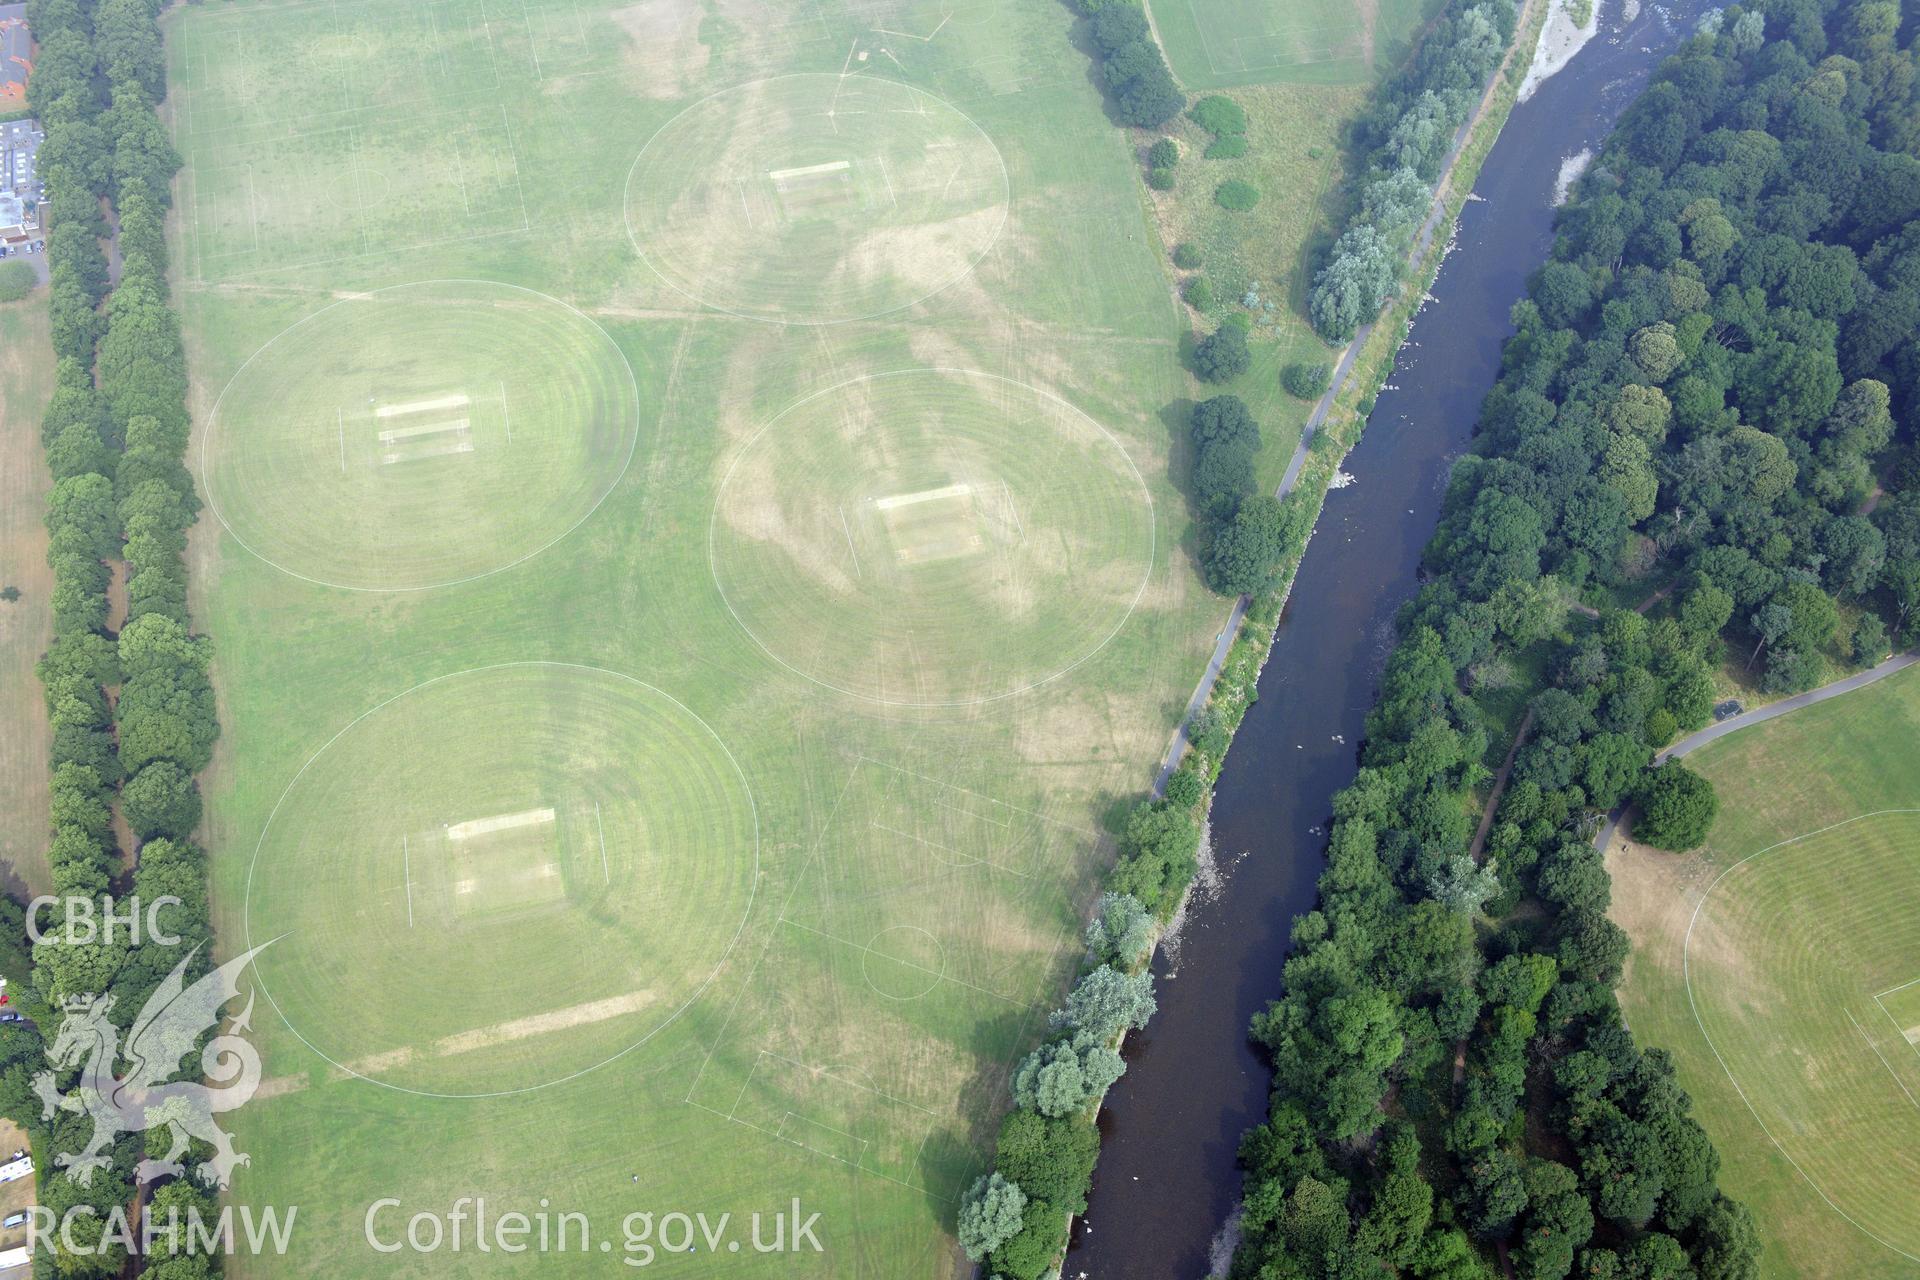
[0,1012,21,1023]
[2,1210,26,1228]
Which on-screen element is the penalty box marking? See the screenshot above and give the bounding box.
[1872,976,1920,1053]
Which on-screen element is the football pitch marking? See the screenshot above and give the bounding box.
[681,753,1079,1190]
[594,801,610,886]
[1683,809,1920,1264]
[1845,1007,1920,1115]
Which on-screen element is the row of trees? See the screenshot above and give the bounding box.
[956,745,1216,1276]
[1187,392,1311,594]
[11,0,225,1274]
[1077,0,1185,129]
[1309,0,1520,340]
[1233,0,1920,1276]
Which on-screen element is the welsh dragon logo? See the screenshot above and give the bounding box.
[32,943,273,1189]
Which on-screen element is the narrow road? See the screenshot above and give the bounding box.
[1654,650,1920,764]
[1594,649,1918,852]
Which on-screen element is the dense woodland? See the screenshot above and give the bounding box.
[8,0,225,1274]
[1232,0,1920,1276]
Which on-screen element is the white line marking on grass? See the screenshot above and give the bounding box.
[451,134,473,216]
[869,820,980,866]
[856,755,1100,839]
[245,162,261,252]
[757,1049,940,1116]
[1871,992,1920,1066]
[873,12,950,41]
[427,3,452,80]
[498,105,532,231]
[1847,1008,1920,1115]
[1876,974,1920,999]
[1684,809,1920,1263]
[838,506,862,578]
[876,155,896,206]
[734,177,754,225]
[594,801,611,885]
[779,917,1039,1010]
[336,409,346,472]
[682,765,860,1111]
[933,793,1011,829]
[775,1111,870,1162]
[520,0,544,80]
[499,381,511,442]
[402,835,414,927]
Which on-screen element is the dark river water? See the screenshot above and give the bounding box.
[1067,2,1700,1273]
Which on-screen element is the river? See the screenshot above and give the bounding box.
[1067,1,1702,1273]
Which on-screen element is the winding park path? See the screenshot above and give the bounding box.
[1652,649,1920,764]
[1592,649,1920,851]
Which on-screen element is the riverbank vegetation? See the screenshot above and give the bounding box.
[4,0,224,1272]
[1310,0,1521,340]
[1232,0,1918,1275]
[960,3,1533,1275]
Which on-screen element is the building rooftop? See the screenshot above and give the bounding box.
[0,6,28,108]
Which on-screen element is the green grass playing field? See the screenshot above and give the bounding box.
[1147,0,1446,89]
[164,0,1254,1273]
[1611,666,1920,1280]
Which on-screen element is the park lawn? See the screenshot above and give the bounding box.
[1147,0,1444,90]
[1142,82,1363,492]
[162,0,1265,1273]
[1610,663,1920,1280]
[0,297,56,896]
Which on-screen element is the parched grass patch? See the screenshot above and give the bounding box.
[685,755,1094,1196]
[245,663,758,1097]
[1613,665,1920,1279]
[165,0,1266,1271]
[1684,812,1920,1261]
[709,369,1155,706]
[1145,82,1354,452]
[200,280,641,591]
[624,73,1009,324]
